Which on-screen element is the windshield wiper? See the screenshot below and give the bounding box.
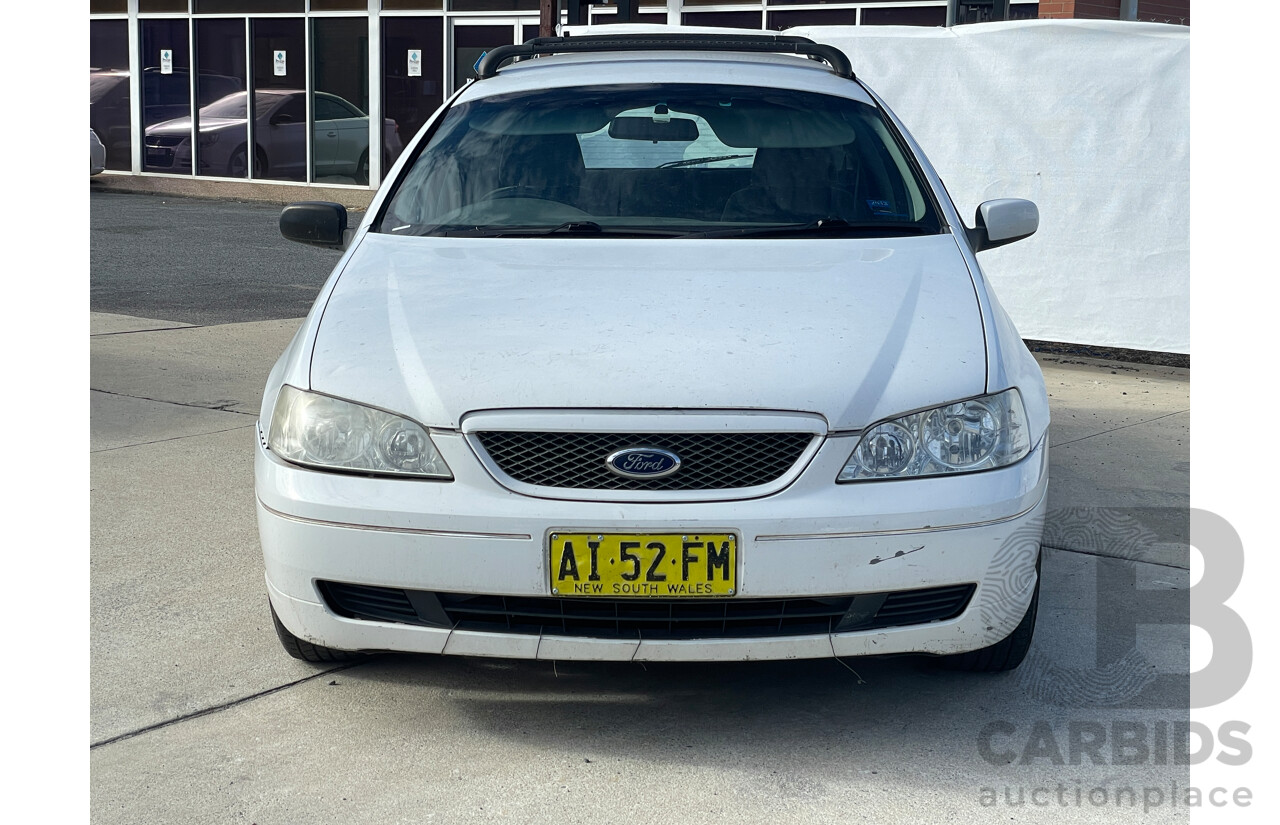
[679,218,934,240]
[657,154,755,169]
[423,222,684,238]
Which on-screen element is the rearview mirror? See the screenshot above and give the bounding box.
[967,198,1038,253]
[608,116,699,142]
[280,201,350,249]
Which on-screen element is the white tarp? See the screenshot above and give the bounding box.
[788,20,1190,353]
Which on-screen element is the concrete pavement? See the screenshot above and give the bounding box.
[89,201,1191,821]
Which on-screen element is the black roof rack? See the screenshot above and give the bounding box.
[475,33,854,81]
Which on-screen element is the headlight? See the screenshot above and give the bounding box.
[838,389,1030,482]
[267,385,452,479]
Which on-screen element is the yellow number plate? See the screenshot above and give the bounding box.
[549,533,737,598]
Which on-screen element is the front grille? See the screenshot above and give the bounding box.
[146,135,185,147]
[318,581,976,640]
[473,431,812,491]
[441,593,852,638]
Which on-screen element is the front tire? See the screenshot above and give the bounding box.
[270,600,363,663]
[227,145,248,178]
[355,149,369,185]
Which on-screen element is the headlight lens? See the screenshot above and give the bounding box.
[267,385,451,479]
[838,389,1030,482]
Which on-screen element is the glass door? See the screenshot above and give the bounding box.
[382,16,444,168]
[449,18,533,93]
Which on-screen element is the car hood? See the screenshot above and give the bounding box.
[308,233,986,432]
[146,117,243,136]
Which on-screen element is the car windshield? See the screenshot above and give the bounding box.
[379,83,941,238]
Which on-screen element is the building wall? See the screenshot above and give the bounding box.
[1137,1,1189,24]
[1039,0,1188,23]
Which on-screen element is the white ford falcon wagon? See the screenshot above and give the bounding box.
[257,32,1048,672]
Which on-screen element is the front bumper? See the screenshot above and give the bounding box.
[256,425,1047,662]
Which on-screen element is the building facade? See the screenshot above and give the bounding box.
[89,0,1180,190]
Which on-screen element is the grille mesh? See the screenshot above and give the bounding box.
[474,431,813,491]
[440,593,852,638]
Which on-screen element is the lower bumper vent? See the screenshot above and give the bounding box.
[319,581,975,640]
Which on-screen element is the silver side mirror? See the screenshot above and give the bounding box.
[968,198,1038,253]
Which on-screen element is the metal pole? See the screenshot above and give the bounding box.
[127,0,140,173]
[945,0,958,28]
[540,0,556,37]
[1119,0,1139,20]
[368,0,381,186]
[667,0,680,26]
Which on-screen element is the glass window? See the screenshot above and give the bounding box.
[862,7,948,26]
[194,1,304,12]
[769,9,857,30]
[452,25,517,93]
[312,16,372,184]
[449,0,538,10]
[382,16,444,167]
[379,83,940,238]
[251,17,307,181]
[140,1,190,11]
[382,1,445,9]
[90,1,128,12]
[589,11,666,25]
[140,19,192,174]
[680,11,763,29]
[194,18,248,178]
[91,19,132,171]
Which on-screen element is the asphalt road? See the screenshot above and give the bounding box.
[90,191,342,325]
[90,191,1194,824]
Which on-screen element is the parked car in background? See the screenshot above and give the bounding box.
[144,89,401,183]
[90,128,106,175]
[260,34,1048,672]
[91,67,244,171]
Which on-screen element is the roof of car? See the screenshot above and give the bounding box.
[458,47,873,106]
[477,33,853,78]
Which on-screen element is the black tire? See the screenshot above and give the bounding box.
[355,149,369,185]
[227,145,248,178]
[937,560,1040,673]
[230,145,268,178]
[270,600,363,663]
